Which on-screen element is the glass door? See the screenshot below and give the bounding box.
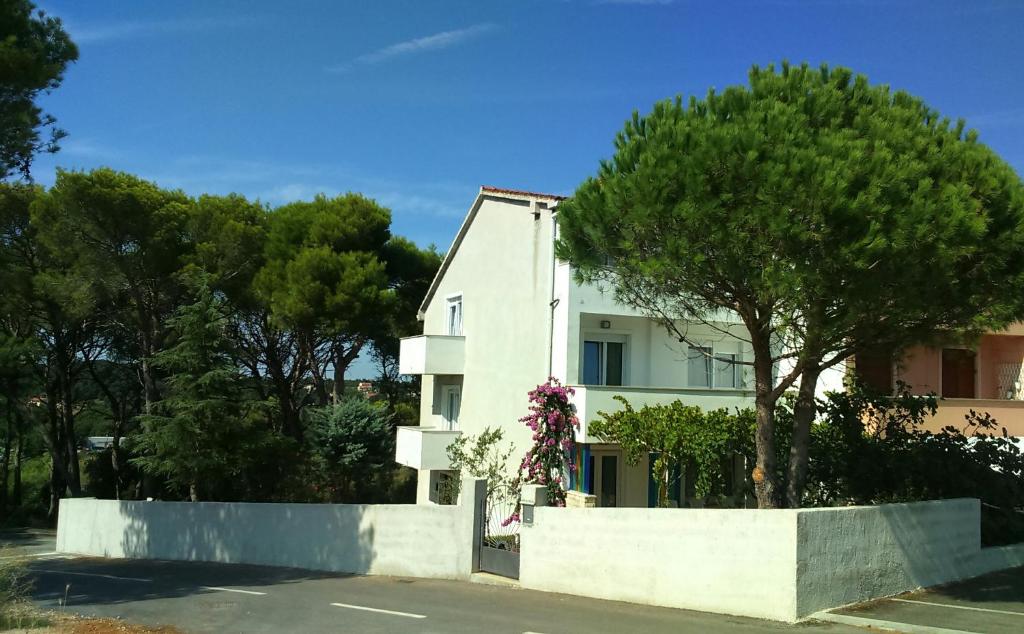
[591,450,621,507]
[441,385,461,430]
[582,336,626,386]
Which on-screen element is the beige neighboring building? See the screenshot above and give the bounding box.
[841,325,1024,436]
[395,186,756,508]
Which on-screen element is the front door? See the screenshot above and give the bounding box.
[591,450,621,507]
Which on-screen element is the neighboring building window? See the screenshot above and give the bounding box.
[854,349,893,393]
[687,345,713,388]
[446,295,463,336]
[942,348,976,398]
[582,340,624,386]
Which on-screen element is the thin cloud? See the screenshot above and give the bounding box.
[326,23,496,74]
[69,16,261,44]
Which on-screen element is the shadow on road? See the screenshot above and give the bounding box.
[922,566,1024,604]
[28,557,349,607]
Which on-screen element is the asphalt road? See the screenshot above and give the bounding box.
[2,530,866,634]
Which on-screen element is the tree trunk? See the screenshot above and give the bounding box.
[785,364,822,508]
[1,405,11,512]
[111,420,123,500]
[189,481,198,503]
[13,433,22,507]
[332,346,345,404]
[47,459,65,521]
[751,333,781,509]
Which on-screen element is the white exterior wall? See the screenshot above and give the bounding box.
[57,480,485,579]
[519,498,1022,622]
[417,196,558,500]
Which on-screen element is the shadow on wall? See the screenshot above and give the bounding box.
[795,498,1024,617]
[116,501,377,575]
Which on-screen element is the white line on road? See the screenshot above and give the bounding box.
[33,569,153,583]
[200,586,266,596]
[331,602,426,619]
[813,610,981,633]
[891,598,1024,616]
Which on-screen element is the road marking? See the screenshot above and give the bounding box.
[813,610,981,633]
[201,586,266,596]
[891,598,1024,616]
[33,569,153,583]
[331,602,426,619]
[0,551,59,559]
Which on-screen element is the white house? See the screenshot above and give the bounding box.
[395,186,757,507]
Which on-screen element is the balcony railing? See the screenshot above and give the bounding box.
[398,335,465,375]
[394,426,462,471]
[569,385,756,443]
[996,363,1024,400]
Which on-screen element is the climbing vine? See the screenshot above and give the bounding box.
[514,378,579,508]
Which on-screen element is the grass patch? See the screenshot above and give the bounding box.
[0,548,48,631]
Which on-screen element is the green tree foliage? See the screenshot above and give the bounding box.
[557,62,1024,508]
[0,0,77,180]
[255,194,395,426]
[591,397,755,506]
[0,182,91,514]
[32,169,193,413]
[306,397,395,503]
[0,168,437,520]
[133,282,275,502]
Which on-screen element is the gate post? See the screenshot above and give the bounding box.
[520,484,548,525]
[461,478,487,573]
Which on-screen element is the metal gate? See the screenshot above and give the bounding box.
[478,483,520,579]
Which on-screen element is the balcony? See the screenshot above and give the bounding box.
[395,426,462,471]
[927,399,1024,437]
[398,335,465,375]
[570,385,756,443]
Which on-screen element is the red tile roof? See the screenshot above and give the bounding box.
[481,185,567,201]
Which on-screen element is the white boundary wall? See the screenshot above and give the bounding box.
[57,479,485,580]
[520,498,1024,622]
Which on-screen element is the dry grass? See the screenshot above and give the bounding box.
[2,615,183,634]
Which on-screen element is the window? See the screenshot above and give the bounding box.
[854,348,893,393]
[687,345,712,388]
[714,353,740,389]
[689,345,742,388]
[942,348,976,398]
[446,295,463,336]
[582,339,624,386]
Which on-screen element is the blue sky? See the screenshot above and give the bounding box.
[31,0,1024,377]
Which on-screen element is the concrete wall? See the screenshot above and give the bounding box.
[520,506,800,622]
[57,479,485,580]
[519,498,1023,622]
[794,499,981,617]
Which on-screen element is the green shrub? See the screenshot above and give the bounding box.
[804,383,1024,545]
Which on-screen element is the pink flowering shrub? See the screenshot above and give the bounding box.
[514,377,579,507]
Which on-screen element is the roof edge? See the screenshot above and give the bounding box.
[416,187,561,319]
